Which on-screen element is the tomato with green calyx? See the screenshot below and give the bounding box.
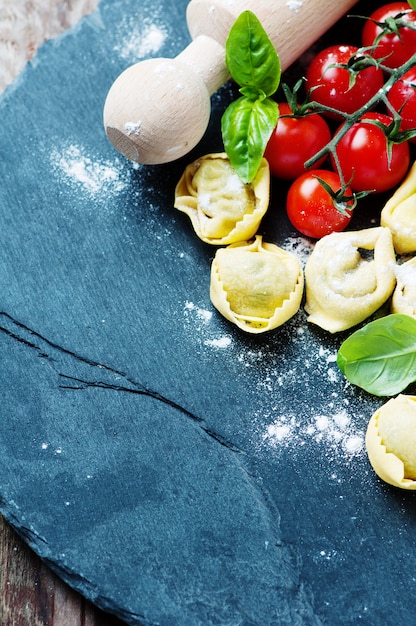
[305,44,384,118]
[330,112,410,193]
[387,67,416,143]
[286,169,354,239]
[362,2,416,69]
[264,103,331,180]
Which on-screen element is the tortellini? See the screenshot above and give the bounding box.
[210,236,304,333]
[366,395,416,490]
[392,257,416,318]
[380,161,416,254]
[304,227,396,333]
[174,153,270,245]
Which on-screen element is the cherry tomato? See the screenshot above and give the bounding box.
[305,44,384,118]
[330,112,410,193]
[286,169,354,239]
[362,2,416,69]
[264,103,331,179]
[387,67,416,143]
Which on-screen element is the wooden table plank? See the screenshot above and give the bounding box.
[0,515,126,625]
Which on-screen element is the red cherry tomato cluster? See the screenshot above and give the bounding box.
[265,2,416,239]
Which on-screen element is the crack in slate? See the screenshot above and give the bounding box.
[0,312,241,453]
[58,372,241,452]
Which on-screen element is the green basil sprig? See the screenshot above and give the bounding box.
[337,314,416,397]
[221,11,280,184]
[408,0,416,10]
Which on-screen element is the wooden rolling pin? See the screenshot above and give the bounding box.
[103,0,357,165]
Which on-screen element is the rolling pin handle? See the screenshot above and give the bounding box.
[177,35,229,96]
[103,36,228,165]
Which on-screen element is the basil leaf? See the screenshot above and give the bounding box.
[226,11,281,97]
[337,314,416,397]
[408,0,416,9]
[222,96,278,183]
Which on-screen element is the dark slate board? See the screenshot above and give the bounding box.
[0,0,415,624]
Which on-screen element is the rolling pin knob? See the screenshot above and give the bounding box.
[103,36,228,165]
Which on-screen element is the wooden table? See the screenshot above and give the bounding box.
[0,515,126,625]
[0,2,125,623]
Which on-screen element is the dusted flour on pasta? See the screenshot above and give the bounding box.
[305,227,396,332]
[174,153,270,245]
[210,236,304,333]
[392,257,416,318]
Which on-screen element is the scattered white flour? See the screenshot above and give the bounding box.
[184,301,213,324]
[124,121,142,136]
[262,406,364,457]
[286,0,303,12]
[114,16,167,62]
[204,336,232,349]
[51,144,128,197]
[183,301,234,349]
[281,236,315,266]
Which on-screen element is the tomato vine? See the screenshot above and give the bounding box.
[301,52,416,172]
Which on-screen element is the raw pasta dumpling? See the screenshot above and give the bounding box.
[304,227,396,333]
[366,394,416,490]
[392,257,416,318]
[174,153,269,245]
[380,161,416,254]
[210,236,304,333]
